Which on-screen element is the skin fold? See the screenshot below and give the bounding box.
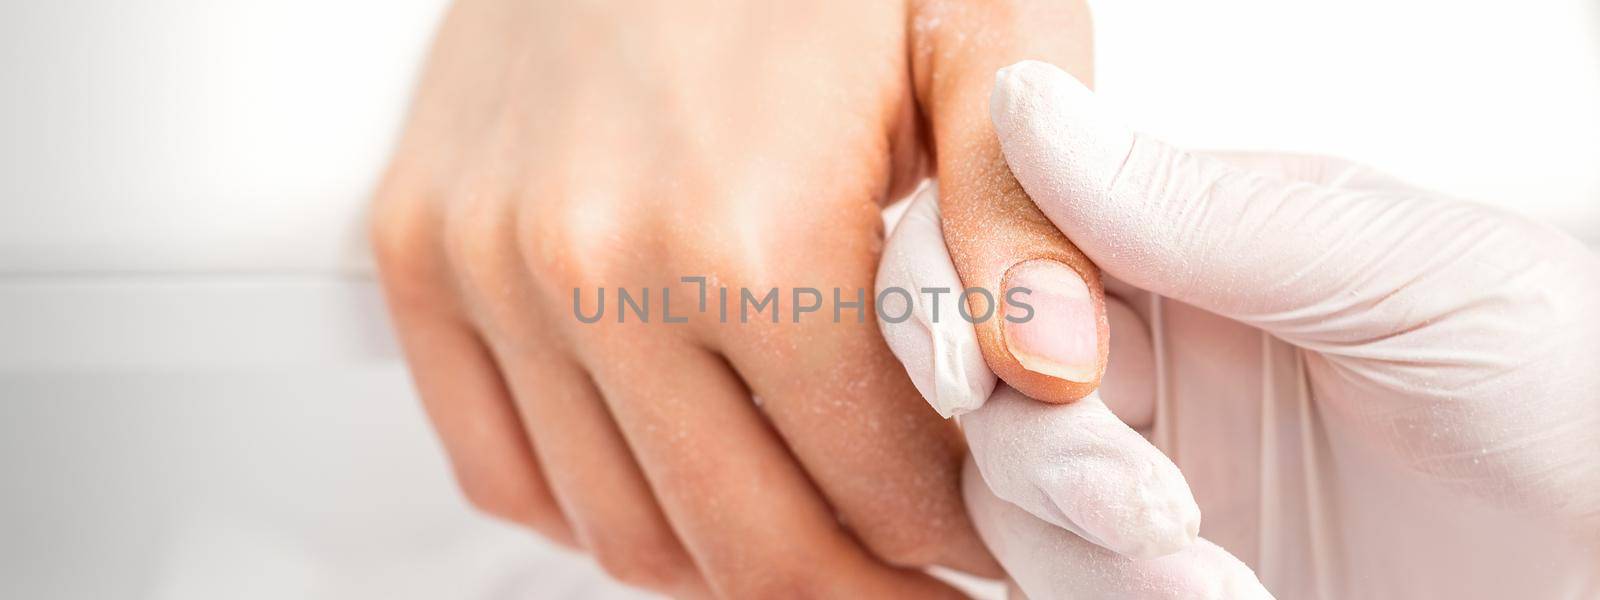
[371,0,1107,596]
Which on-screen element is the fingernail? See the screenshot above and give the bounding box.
[1002,260,1098,382]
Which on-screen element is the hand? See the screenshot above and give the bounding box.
[370,1,992,596]
[887,60,1600,598]
[369,0,1116,596]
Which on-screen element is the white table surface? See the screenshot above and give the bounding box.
[1,1,1596,598]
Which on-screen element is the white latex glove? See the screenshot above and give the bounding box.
[882,59,1600,598]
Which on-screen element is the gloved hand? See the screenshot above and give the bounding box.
[880,60,1600,599]
[880,183,1273,599]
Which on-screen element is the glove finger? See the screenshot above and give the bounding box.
[963,455,1273,600]
[961,386,1197,559]
[989,59,1538,351]
[1195,150,1419,192]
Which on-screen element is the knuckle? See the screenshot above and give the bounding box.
[369,179,441,285]
[518,198,629,300]
[441,191,519,298]
[519,218,586,287]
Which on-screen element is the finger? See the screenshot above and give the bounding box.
[962,455,1273,599]
[877,182,997,418]
[439,192,706,594]
[1196,150,1417,191]
[718,203,1002,576]
[490,339,709,596]
[961,386,1198,558]
[878,184,1156,425]
[370,181,584,544]
[988,60,1510,344]
[382,302,575,545]
[909,0,1108,404]
[577,330,966,598]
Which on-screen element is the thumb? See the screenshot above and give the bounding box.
[910,0,1107,403]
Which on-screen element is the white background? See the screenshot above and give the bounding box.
[1,1,1596,598]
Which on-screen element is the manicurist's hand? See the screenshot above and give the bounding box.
[370,0,1130,596]
[885,60,1600,598]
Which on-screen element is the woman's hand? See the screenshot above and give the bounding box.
[369,0,1123,595]
[370,1,989,596]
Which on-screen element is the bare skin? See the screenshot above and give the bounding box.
[371,0,1099,596]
